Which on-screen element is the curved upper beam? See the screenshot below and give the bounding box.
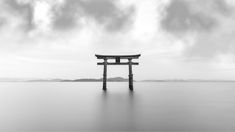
[95,54,141,59]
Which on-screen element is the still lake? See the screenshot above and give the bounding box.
[0,82,235,132]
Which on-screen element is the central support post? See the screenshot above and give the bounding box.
[128,59,133,91]
[103,58,107,90]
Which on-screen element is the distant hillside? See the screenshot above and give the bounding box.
[2,77,130,82]
[140,79,235,82]
[107,77,129,82]
[61,77,129,82]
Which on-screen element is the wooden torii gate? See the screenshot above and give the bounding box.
[95,54,141,91]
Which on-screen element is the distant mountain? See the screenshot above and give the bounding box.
[140,79,235,82]
[61,77,129,82]
[107,77,129,82]
[0,77,129,82]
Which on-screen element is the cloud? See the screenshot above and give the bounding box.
[160,0,235,58]
[33,1,52,32]
[187,20,235,58]
[0,0,135,34]
[161,0,219,34]
[52,0,79,30]
[52,0,135,32]
[4,0,34,31]
[0,17,6,27]
[214,0,232,15]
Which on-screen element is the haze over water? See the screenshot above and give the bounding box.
[0,82,235,131]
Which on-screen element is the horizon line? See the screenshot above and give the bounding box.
[1,77,235,82]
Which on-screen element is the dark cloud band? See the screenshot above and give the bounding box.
[4,0,34,31]
[160,0,235,58]
[161,0,218,34]
[52,0,135,32]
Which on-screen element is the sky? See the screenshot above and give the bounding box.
[1,0,235,80]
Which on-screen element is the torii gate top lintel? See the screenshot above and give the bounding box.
[96,54,141,91]
[95,54,141,65]
[95,54,141,59]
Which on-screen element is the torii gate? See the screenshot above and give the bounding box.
[95,54,141,91]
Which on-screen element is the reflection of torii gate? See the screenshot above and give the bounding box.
[95,54,141,91]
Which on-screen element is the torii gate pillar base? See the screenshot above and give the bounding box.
[129,75,133,91]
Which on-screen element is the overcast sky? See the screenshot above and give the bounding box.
[1,0,235,80]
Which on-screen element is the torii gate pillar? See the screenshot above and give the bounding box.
[103,58,107,90]
[96,54,141,91]
[128,58,133,90]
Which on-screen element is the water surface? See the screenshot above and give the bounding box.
[0,82,235,131]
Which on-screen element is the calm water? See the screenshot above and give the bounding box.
[0,82,235,132]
